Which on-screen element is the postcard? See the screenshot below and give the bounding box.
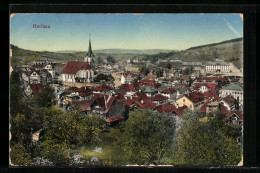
[9,13,243,167]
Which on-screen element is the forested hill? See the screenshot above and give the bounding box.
[144,37,243,69]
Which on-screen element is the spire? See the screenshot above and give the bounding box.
[87,34,93,57]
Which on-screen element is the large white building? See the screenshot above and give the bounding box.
[221,84,243,104]
[61,61,94,83]
[204,62,230,73]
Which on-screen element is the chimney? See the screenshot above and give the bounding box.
[141,100,144,104]
[176,104,179,109]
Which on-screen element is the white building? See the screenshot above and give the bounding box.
[61,61,94,83]
[204,61,230,73]
[221,84,243,104]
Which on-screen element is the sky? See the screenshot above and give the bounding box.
[10,13,243,52]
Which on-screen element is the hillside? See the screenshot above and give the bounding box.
[144,37,243,69]
[10,45,172,66]
[10,37,243,69]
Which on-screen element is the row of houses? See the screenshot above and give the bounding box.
[54,72,243,127]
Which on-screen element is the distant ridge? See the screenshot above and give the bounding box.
[187,37,243,50]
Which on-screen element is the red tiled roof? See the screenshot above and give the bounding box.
[173,105,188,116]
[123,73,138,78]
[155,103,175,113]
[193,83,217,91]
[30,84,43,94]
[106,115,124,123]
[135,92,149,100]
[76,86,91,93]
[226,110,243,122]
[196,77,229,83]
[72,100,91,111]
[121,84,135,92]
[104,96,116,113]
[139,79,156,86]
[219,104,230,115]
[64,87,79,93]
[133,82,140,91]
[61,61,91,74]
[134,99,156,109]
[200,100,211,114]
[115,93,126,102]
[124,97,140,107]
[150,94,168,101]
[184,92,205,104]
[92,84,114,91]
[202,91,221,101]
[160,88,177,94]
[80,92,93,97]
[222,95,236,106]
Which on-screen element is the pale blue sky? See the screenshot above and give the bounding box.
[10,13,243,51]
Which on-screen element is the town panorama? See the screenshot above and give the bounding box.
[10,14,243,167]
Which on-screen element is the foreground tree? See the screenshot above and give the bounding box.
[36,107,106,165]
[100,109,176,165]
[174,110,241,166]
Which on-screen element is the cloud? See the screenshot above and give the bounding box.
[223,18,241,37]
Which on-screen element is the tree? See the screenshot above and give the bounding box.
[104,109,176,165]
[10,142,32,166]
[96,57,103,64]
[106,56,116,64]
[174,111,241,166]
[36,107,106,165]
[31,85,56,108]
[10,71,25,116]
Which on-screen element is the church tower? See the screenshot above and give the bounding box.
[84,34,95,68]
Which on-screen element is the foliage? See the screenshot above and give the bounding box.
[96,57,103,64]
[10,142,32,166]
[94,74,113,82]
[36,108,106,165]
[10,71,25,116]
[106,55,116,64]
[174,111,241,166]
[31,85,56,108]
[103,109,176,165]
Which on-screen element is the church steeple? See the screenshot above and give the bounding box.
[84,34,95,68]
[87,34,94,57]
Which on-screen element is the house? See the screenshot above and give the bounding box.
[44,64,55,77]
[199,100,219,114]
[159,88,177,101]
[155,103,175,114]
[91,84,114,94]
[192,83,218,94]
[225,111,243,126]
[121,73,138,84]
[150,94,168,105]
[173,88,188,99]
[219,95,239,110]
[220,84,243,104]
[29,71,41,84]
[61,61,94,84]
[194,77,230,86]
[140,86,158,97]
[175,92,205,111]
[202,91,221,101]
[39,70,52,85]
[101,63,112,70]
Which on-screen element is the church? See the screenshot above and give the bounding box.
[61,36,95,84]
